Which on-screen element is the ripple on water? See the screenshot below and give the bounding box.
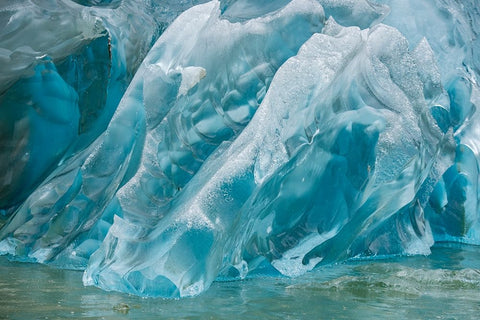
[0,244,479,319]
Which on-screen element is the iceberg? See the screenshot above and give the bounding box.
[1,0,479,297]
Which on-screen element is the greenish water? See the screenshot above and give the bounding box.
[1,244,479,319]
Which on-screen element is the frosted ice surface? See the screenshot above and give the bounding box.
[1,0,480,298]
[84,19,445,297]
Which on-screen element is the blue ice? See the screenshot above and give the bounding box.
[1,0,479,298]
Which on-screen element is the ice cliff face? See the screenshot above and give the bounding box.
[1,0,479,297]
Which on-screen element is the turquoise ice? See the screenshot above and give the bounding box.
[1,0,479,298]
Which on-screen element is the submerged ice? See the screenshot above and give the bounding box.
[1,0,479,297]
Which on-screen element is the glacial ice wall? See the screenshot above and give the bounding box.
[1,0,480,298]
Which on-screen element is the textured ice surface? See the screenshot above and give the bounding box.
[0,0,207,211]
[1,0,480,298]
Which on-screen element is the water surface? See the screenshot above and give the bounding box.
[1,244,479,319]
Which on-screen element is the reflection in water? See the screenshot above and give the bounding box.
[0,244,479,319]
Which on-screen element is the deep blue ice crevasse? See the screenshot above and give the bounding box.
[0,1,107,212]
[0,59,146,265]
[0,58,80,211]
